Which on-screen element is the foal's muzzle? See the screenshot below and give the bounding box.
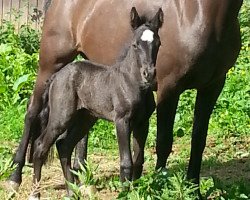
[142,65,156,85]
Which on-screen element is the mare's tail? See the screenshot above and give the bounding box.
[43,0,53,13]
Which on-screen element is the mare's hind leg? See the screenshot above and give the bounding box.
[187,76,226,196]
[132,91,155,180]
[155,91,180,169]
[56,110,97,196]
[9,70,54,189]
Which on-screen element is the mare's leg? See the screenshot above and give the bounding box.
[9,24,78,188]
[187,77,226,196]
[132,91,156,180]
[116,118,132,182]
[9,70,53,188]
[155,92,180,169]
[56,111,96,196]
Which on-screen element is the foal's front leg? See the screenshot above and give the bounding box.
[115,118,133,182]
[132,90,155,180]
[132,120,149,180]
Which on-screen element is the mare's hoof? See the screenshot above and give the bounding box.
[28,195,40,200]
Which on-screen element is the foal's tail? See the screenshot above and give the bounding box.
[28,74,55,163]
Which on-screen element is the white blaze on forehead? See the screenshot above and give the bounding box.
[140,29,154,42]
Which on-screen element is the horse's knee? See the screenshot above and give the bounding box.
[12,153,25,166]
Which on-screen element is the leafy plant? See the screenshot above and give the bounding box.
[0,157,16,180]
[0,21,39,109]
[118,170,199,200]
[66,160,98,200]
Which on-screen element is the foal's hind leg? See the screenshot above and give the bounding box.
[73,134,89,176]
[56,111,96,196]
[187,76,226,197]
[30,105,78,199]
[155,91,180,169]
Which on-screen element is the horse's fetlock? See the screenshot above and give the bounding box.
[13,157,25,166]
[120,164,132,180]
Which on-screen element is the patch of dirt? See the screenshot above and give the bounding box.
[2,153,121,200]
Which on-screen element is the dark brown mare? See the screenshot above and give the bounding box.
[9,0,243,198]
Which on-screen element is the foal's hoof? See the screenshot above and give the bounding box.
[4,180,20,192]
[80,185,97,198]
[28,195,40,200]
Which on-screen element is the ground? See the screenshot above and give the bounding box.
[0,134,249,200]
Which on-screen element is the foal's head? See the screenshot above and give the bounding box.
[130,7,163,84]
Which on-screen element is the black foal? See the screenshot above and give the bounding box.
[29,7,163,199]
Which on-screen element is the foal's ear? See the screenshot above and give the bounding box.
[151,8,164,30]
[130,7,142,30]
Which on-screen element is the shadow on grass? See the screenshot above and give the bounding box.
[169,155,250,199]
[202,156,250,199]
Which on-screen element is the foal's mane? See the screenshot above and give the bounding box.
[116,43,133,63]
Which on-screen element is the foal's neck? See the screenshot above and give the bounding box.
[114,45,144,86]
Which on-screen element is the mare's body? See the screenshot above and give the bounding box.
[10,1,243,198]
